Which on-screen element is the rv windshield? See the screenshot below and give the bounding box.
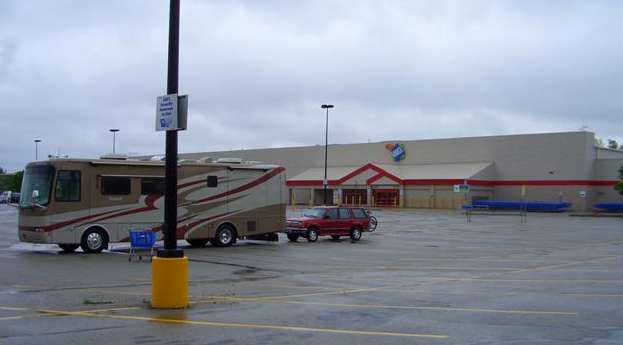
[19,165,55,207]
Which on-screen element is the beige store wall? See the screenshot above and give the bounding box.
[494,185,592,211]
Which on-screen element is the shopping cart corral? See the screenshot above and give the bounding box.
[128,229,157,262]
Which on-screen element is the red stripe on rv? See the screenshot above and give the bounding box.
[194,167,285,204]
[42,208,132,232]
[84,193,161,224]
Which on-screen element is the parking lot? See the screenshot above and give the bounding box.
[1,206,622,345]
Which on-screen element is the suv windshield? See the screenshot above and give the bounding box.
[302,208,325,218]
[20,165,55,207]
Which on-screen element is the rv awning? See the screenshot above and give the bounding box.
[287,162,494,186]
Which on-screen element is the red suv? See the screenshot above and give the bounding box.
[286,206,378,242]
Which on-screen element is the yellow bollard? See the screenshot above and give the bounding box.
[152,256,188,309]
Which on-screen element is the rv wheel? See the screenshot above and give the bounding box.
[287,233,299,242]
[80,228,108,254]
[187,239,209,247]
[211,225,236,247]
[58,244,79,253]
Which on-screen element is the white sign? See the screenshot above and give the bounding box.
[156,94,178,131]
[453,184,470,193]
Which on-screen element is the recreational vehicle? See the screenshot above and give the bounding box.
[17,158,287,253]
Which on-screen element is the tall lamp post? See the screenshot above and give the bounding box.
[109,129,119,154]
[34,139,42,160]
[321,104,334,205]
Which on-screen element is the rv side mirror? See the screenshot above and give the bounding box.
[207,176,218,188]
[32,190,40,203]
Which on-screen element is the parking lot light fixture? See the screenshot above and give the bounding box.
[109,129,120,154]
[321,104,334,205]
[34,139,42,160]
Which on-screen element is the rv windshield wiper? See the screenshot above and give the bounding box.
[18,202,46,210]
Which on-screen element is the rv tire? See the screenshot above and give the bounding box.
[187,239,209,247]
[287,233,299,242]
[80,227,108,254]
[211,224,236,247]
[58,244,80,253]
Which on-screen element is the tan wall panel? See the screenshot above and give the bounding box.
[290,188,311,205]
[494,185,593,211]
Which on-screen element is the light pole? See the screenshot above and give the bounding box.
[152,0,186,310]
[109,129,119,154]
[34,139,42,160]
[321,104,334,205]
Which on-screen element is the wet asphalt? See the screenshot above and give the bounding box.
[1,206,622,345]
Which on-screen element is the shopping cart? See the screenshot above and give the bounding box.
[128,229,157,262]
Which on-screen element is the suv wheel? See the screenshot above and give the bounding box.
[350,227,362,241]
[307,228,318,242]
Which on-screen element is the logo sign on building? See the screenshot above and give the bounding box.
[453,184,470,193]
[385,143,406,162]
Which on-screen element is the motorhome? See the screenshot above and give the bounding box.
[18,157,286,253]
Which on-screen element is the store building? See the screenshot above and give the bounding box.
[180,131,623,211]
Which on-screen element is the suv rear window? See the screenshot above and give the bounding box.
[352,208,368,219]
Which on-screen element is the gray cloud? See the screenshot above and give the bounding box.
[0,0,621,171]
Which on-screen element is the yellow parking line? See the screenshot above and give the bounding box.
[78,306,141,313]
[100,290,150,296]
[0,306,28,311]
[38,309,447,339]
[379,266,518,271]
[453,278,623,283]
[0,316,24,321]
[560,293,623,297]
[194,285,396,302]
[195,296,577,316]
[507,256,618,274]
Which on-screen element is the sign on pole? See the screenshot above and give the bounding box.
[156,94,188,131]
[156,94,178,131]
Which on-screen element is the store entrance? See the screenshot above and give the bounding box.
[373,189,399,208]
[342,189,367,206]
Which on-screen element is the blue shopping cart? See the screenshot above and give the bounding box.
[128,229,157,262]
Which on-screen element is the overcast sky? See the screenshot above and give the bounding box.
[1,1,621,171]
